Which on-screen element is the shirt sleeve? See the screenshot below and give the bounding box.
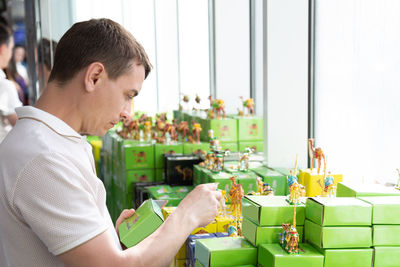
[12,152,109,255]
[0,79,22,116]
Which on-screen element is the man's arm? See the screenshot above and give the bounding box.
[58,183,222,267]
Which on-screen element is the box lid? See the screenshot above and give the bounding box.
[337,182,400,197]
[195,237,257,267]
[358,196,400,224]
[306,197,372,226]
[242,196,305,226]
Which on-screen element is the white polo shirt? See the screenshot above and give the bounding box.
[0,106,121,267]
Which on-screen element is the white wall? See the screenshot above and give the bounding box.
[40,0,73,41]
[265,0,309,169]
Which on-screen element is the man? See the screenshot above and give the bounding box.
[0,23,22,142]
[0,19,222,267]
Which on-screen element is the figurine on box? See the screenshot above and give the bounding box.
[308,138,326,174]
[239,147,252,172]
[205,151,215,170]
[143,120,152,142]
[210,137,222,152]
[227,225,238,237]
[323,172,336,197]
[263,183,274,196]
[177,121,189,142]
[212,154,223,172]
[229,176,244,235]
[256,177,264,194]
[240,96,255,116]
[279,204,299,254]
[191,122,202,144]
[279,223,290,246]
[287,170,305,205]
[208,95,226,119]
[182,94,190,111]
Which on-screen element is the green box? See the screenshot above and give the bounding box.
[242,196,305,226]
[208,171,234,193]
[183,142,210,155]
[173,185,194,198]
[374,247,400,267]
[125,169,155,192]
[195,237,257,267]
[238,140,264,153]
[373,225,400,246]
[122,141,155,170]
[118,199,164,247]
[242,217,303,246]
[251,166,288,196]
[305,219,372,249]
[155,168,164,182]
[237,176,258,195]
[358,196,400,224]
[156,192,182,207]
[317,247,373,267]
[306,197,372,226]
[232,116,264,141]
[154,143,183,168]
[199,117,238,142]
[258,243,323,267]
[220,141,239,152]
[147,185,174,198]
[337,182,400,197]
[193,165,204,185]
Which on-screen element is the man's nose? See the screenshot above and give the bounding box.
[120,103,131,121]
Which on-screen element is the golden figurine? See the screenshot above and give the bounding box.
[288,155,305,204]
[208,95,226,119]
[191,122,202,144]
[240,96,255,116]
[229,176,244,236]
[279,204,299,254]
[308,138,326,174]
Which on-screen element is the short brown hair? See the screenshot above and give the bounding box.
[48,18,152,84]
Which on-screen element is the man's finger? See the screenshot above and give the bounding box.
[202,183,219,190]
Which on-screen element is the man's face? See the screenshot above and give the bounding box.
[85,63,145,136]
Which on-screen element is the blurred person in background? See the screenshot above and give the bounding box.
[0,23,22,142]
[13,45,29,86]
[5,48,29,105]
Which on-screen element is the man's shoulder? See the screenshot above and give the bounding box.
[0,78,16,91]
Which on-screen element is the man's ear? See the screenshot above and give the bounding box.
[84,62,106,93]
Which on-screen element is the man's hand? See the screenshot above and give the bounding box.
[115,209,135,235]
[175,183,223,229]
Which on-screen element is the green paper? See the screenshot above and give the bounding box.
[306,197,372,226]
[358,196,400,224]
[258,243,324,267]
[305,219,372,249]
[242,196,305,226]
[373,225,400,246]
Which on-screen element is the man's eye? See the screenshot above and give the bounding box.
[127,94,134,100]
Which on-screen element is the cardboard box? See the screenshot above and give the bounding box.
[337,182,400,197]
[187,233,217,267]
[242,217,303,246]
[220,141,239,152]
[199,117,238,142]
[298,169,343,197]
[374,247,400,267]
[173,185,193,198]
[154,143,183,168]
[306,197,372,226]
[238,140,264,153]
[122,141,155,170]
[194,165,204,185]
[147,185,174,198]
[165,154,202,185]
[316,247,373,267]
[258,243,324,267]
[232,115,264,141]
[373,225,400,246]
[118,199,164,247]
[305,219,372,249]
[358,196,400,224]
[195,237,257,267]
[208,171,234,193]
[237,176,258,195]
[242,196,305,226]
[125,169,155,191]
[156,192,182,207]
[183,142,210,155]
[155,168,164,182]
[251,166,288,196]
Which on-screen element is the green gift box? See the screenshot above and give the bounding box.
[238,140,264,153]
[358,196,400,224]
[373,225,400,246]
[337,182,400,197]
[155,168,164,182]
[199,117,238,142]
[122,140,155,170]
[195,237,257,267]
[306,197,372,226]
[156,192,182,207]
[220,141,239,152]
[147,185,174,198]
[374,247,400,267]
[232,116,263,141]
[242,196,305,226]
[208,171,234,193]
[258,243,324,267]
[251,166,288,196]
[173,185,193,198]
[193,165,204,185]
[305,219,372,249]
[154,143,183,168]
[183,142,210,155]
[242,217,303,246]
[316,247,373,267]
[118,199,164,247]
[125,169,155,192]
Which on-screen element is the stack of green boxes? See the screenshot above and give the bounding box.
[251,166,288,196]
[359,196,400,267]
[232,115,264,153]
[146,185,194,207]
[336,182,400,197]
[198,116,238,152]
[154,142,184,182]
[304,197,373,267]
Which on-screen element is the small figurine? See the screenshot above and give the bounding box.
[279,223,290,246]
[263,183,274,196]
[209,137,222,153]
[323,172,336,197]
[227,225,238,237]
[177,121,189,142]
[256,177,264,194]
[240,96,255,116]
[279,204,299,254]
[287,156,306,205]
[212,154,224,172]
[396,169,400,190]
[191,122,202,144]
[155,119,166,138]
[229,176,244,236]
[308,138,326,174]
[238,147,252,172]
[208,95,226,119]
[143,120,152,142]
